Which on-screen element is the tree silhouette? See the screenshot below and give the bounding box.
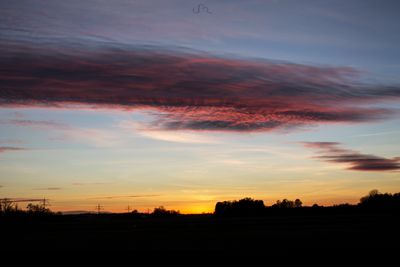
[294,199,303,208]
[0,198,16,213]
[152,206,180,216]
[271,198,304,208]
[214,197,265,216]
[273,199,293,208]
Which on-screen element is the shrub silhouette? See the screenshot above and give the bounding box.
[131,209,139,214]
[26,203,51,214]
[214,197,265,216]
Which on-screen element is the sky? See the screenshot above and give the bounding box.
[0,0,399,213]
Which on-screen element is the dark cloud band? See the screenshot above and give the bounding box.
[302,142,400,171]
[1,40,399,132]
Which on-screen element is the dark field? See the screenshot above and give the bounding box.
[1,209,399,252]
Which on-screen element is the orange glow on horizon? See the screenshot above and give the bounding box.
[44,195,365,214]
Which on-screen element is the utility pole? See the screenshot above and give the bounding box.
[96,204,103,214]
[126,205,131,213]
[42,198,50,209]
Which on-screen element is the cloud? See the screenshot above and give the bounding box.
[3,198,46,203]
[1,40,399,132]
[133,129,217,143]
[0,146,26,153]
[87,194,161,200]
[0,138,23,145]
[119,120,218,143]
[33,187,62,191]
[1,118,121,147]
[302,142,400,171]
[52,128,122,147]
[0,119,71,130]
[72,182,111,186]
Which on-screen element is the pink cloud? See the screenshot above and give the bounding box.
[1,41,399,132]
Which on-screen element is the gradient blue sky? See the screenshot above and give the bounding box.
[0,0,399,213]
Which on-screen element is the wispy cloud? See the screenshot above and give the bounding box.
[0,119,71,130]
[1,118,121,147]
[351,130,400,138]
[119,120,218,144]
[1,40,399,133]
[0,146,26,153]
[33,187,62,191]
[0,138,23,145]
[52,128,121,147]
[135,130,218,143]
[302,142,400,171]
[87,194,161,200]
[72,182,111,186]
[2,198,46,203]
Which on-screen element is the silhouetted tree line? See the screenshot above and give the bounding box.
[214,190,400,217]
[0,198,53,216]
[272,198,302,208]
[2,189,399,218]
[359,189,400,209]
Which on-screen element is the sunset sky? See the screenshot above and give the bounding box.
[1,0,399,213]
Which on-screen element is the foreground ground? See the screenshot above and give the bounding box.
[1,210,399,252]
